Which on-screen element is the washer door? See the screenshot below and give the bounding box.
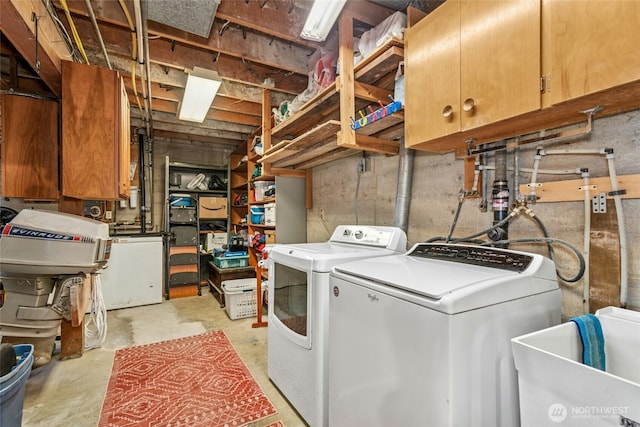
[271,261,311,349]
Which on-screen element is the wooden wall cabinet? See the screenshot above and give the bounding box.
[1,94,59,199]
[61,60,130,200]
[405,0,541,147]
[541,0,640,107]
[405,0,640,153]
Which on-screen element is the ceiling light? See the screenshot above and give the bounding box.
[300,0,347,42]
[178,67,222,123]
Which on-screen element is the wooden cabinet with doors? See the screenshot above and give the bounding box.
[405,0,541,148]
[1,94,59,199]
[61,60,130,200]
[541,0,640,107]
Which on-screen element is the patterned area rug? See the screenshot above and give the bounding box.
[98,331,276,427]
[264,421,285,427]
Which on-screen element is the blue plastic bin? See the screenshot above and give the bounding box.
[0,344,34,427]
[250,206,265,224]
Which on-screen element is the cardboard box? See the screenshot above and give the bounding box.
[265,230,276,244]
[205,232,228,252]
[199,197,227,219]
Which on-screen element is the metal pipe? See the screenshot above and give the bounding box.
[84,0,111,69]
[393,138,414,235]
[138,128,147,233]
[490,150,509,243]
[141,0,154,138]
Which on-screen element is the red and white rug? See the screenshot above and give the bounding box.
[98,331,276,427]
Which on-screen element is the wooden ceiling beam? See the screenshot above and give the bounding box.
[91,51,292,107]
[148,98,261,127]
[131,112,248,141]
[1,1,71,96]
[152,129,240,148]
[67,15,307,94]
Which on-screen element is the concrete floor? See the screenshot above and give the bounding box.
[20,291,307,427]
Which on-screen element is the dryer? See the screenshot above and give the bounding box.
[328,243,562,427]
[268,225,407,427]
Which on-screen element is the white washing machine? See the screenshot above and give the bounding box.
[268,225,407,427]
[328,243,562,427]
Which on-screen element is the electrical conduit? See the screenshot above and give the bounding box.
[606,150,629,307]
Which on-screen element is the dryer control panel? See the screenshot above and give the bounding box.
[329,225,407,250]
[409,244,533,272]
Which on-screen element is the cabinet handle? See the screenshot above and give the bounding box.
[442,105,454,119]
[463,98,475,113]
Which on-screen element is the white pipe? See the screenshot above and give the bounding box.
[528,148,543,201]
[471,155,481,193]
[606,152,629,307]
[540,148,608,155]
[133,0,149,123]
[84,0,112,70]
[480,165,581,175]
[581,171,591,313]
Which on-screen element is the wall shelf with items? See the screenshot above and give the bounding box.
[259,12,406,171]
[164,158,228,299]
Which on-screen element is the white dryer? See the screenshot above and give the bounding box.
[328,243,562,427]
[268,225,407,427]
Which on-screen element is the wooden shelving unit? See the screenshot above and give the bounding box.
[259,15,406,171]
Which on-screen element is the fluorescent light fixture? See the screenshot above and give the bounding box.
[178,67,222,123]
[300,0,347,42]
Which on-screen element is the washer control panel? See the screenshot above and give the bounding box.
[409,244,533,272]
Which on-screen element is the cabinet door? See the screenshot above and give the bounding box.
[61,61,130,200]
[405,0,461,145]
[542,0,640,107]
[406,0,540,147]
[460,0,541,130]
[1,95,59,199]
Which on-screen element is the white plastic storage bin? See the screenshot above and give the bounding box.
[222,278,257,320]
[512,307,640,426]
[254,181,275,202]
[264,203,276,226]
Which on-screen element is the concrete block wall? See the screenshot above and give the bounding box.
[308,110,640,318]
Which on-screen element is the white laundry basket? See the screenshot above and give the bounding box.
[222,278,257,320]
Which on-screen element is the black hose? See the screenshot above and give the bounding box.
[450,214,513,244]
[481,237,586,283]
[446,195,464,242]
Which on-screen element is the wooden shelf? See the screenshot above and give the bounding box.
[260,36,405,170]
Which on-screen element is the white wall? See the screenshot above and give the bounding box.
[308,110,640,318]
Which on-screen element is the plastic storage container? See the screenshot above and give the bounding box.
[250,206,265,224]
[512,307,640,426]
[0,344,34,427]
[254,181,275,201]
[264,203,276,226]
[213,255,249,269]
[222,278,257,320]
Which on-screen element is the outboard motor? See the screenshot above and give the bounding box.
[0,210,111,366]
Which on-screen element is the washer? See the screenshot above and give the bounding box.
[268,225,407,427]
[328,243,562,427]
